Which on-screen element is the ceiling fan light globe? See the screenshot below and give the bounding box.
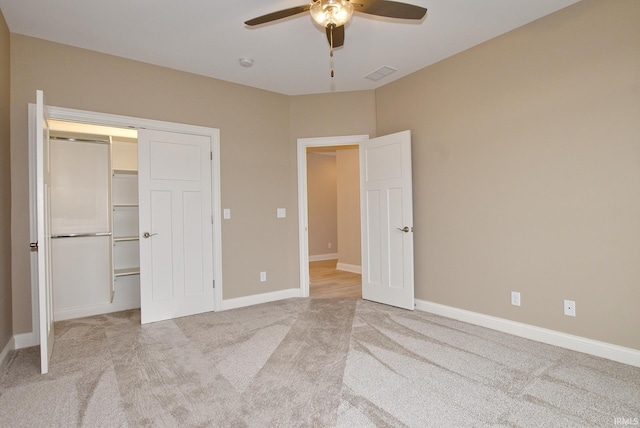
[310,0,354,27]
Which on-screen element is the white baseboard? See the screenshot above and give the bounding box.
[336,263,362,274]
[54,299,141,321]
[14,331,38,349]
[0,336,15,371]
[309,253,338,262]
[415,299,640,368]
[221,288,302,311]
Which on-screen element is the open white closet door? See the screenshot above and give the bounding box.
[138,129,215,324]
[35,90,55,373]
[360,130,415,310]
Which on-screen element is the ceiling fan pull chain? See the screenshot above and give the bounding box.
[329,24,334,57]
[330,24,335,77]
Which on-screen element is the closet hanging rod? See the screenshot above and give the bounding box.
[51,232,112,239]
[50,136,110,144]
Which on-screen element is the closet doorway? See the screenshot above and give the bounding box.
[29,94,223,373]
[47,120,140,322]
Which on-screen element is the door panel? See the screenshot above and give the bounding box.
[139,129,214,323]
[36,90,55,374]
[360,130,415,310]
[183,191,204,296]
[365,142,403,181]
[389,187,406,289]
[150,190,174,301]
[365,189,382,285]
[150,141,201,181]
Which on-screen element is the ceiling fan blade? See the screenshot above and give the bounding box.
[356,0,427,20]
[244,5,312,26]
[326,25,345,48]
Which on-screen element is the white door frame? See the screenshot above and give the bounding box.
[297,134,368,297]
[28,104,224,337]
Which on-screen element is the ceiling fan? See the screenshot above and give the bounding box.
[245,0,427,77]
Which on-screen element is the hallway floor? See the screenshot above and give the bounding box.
[309,259,361,299]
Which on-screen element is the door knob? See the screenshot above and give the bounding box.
[142,232,157,239]
[396,226,410,233]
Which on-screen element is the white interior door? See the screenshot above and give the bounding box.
[360,130,415,310]
[35,90,55,373]
[138,129,214,324]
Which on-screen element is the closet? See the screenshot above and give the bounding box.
[49,122,140,320]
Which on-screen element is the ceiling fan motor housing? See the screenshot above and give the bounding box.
[310,0,354,27]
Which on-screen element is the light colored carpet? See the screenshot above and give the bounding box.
[0,298,638,427]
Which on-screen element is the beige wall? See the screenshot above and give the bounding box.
[306,153,338,257]
[289,91,376,140]
[0,9,12,353]
[375,0,640,350]
[9,35,297,333]
[336,148,360,267]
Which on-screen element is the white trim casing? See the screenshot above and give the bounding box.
[221,289,302,311]
[211,135,224,311]
[0,337,15,371]
[309,253,338,262]
[297,135,368,298]
[54,300,140,322]
[415,299,640,368]
[13,332,38,349]
[336,263,362,274]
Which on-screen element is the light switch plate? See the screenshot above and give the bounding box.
[223,208,231,220]
[511,291,521,307]
[277,208,286,218]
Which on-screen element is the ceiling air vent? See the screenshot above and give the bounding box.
[365,66,397,81]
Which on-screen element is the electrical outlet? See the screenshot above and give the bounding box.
[564,300,576,317]
[511,291,521,307]
[260,271,267,282]
[328,242,332,249]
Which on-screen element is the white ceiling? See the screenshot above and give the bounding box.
[0,0,580,96]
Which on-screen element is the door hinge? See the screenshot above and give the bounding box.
[213,280,215,289]
[210,152,213,160]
